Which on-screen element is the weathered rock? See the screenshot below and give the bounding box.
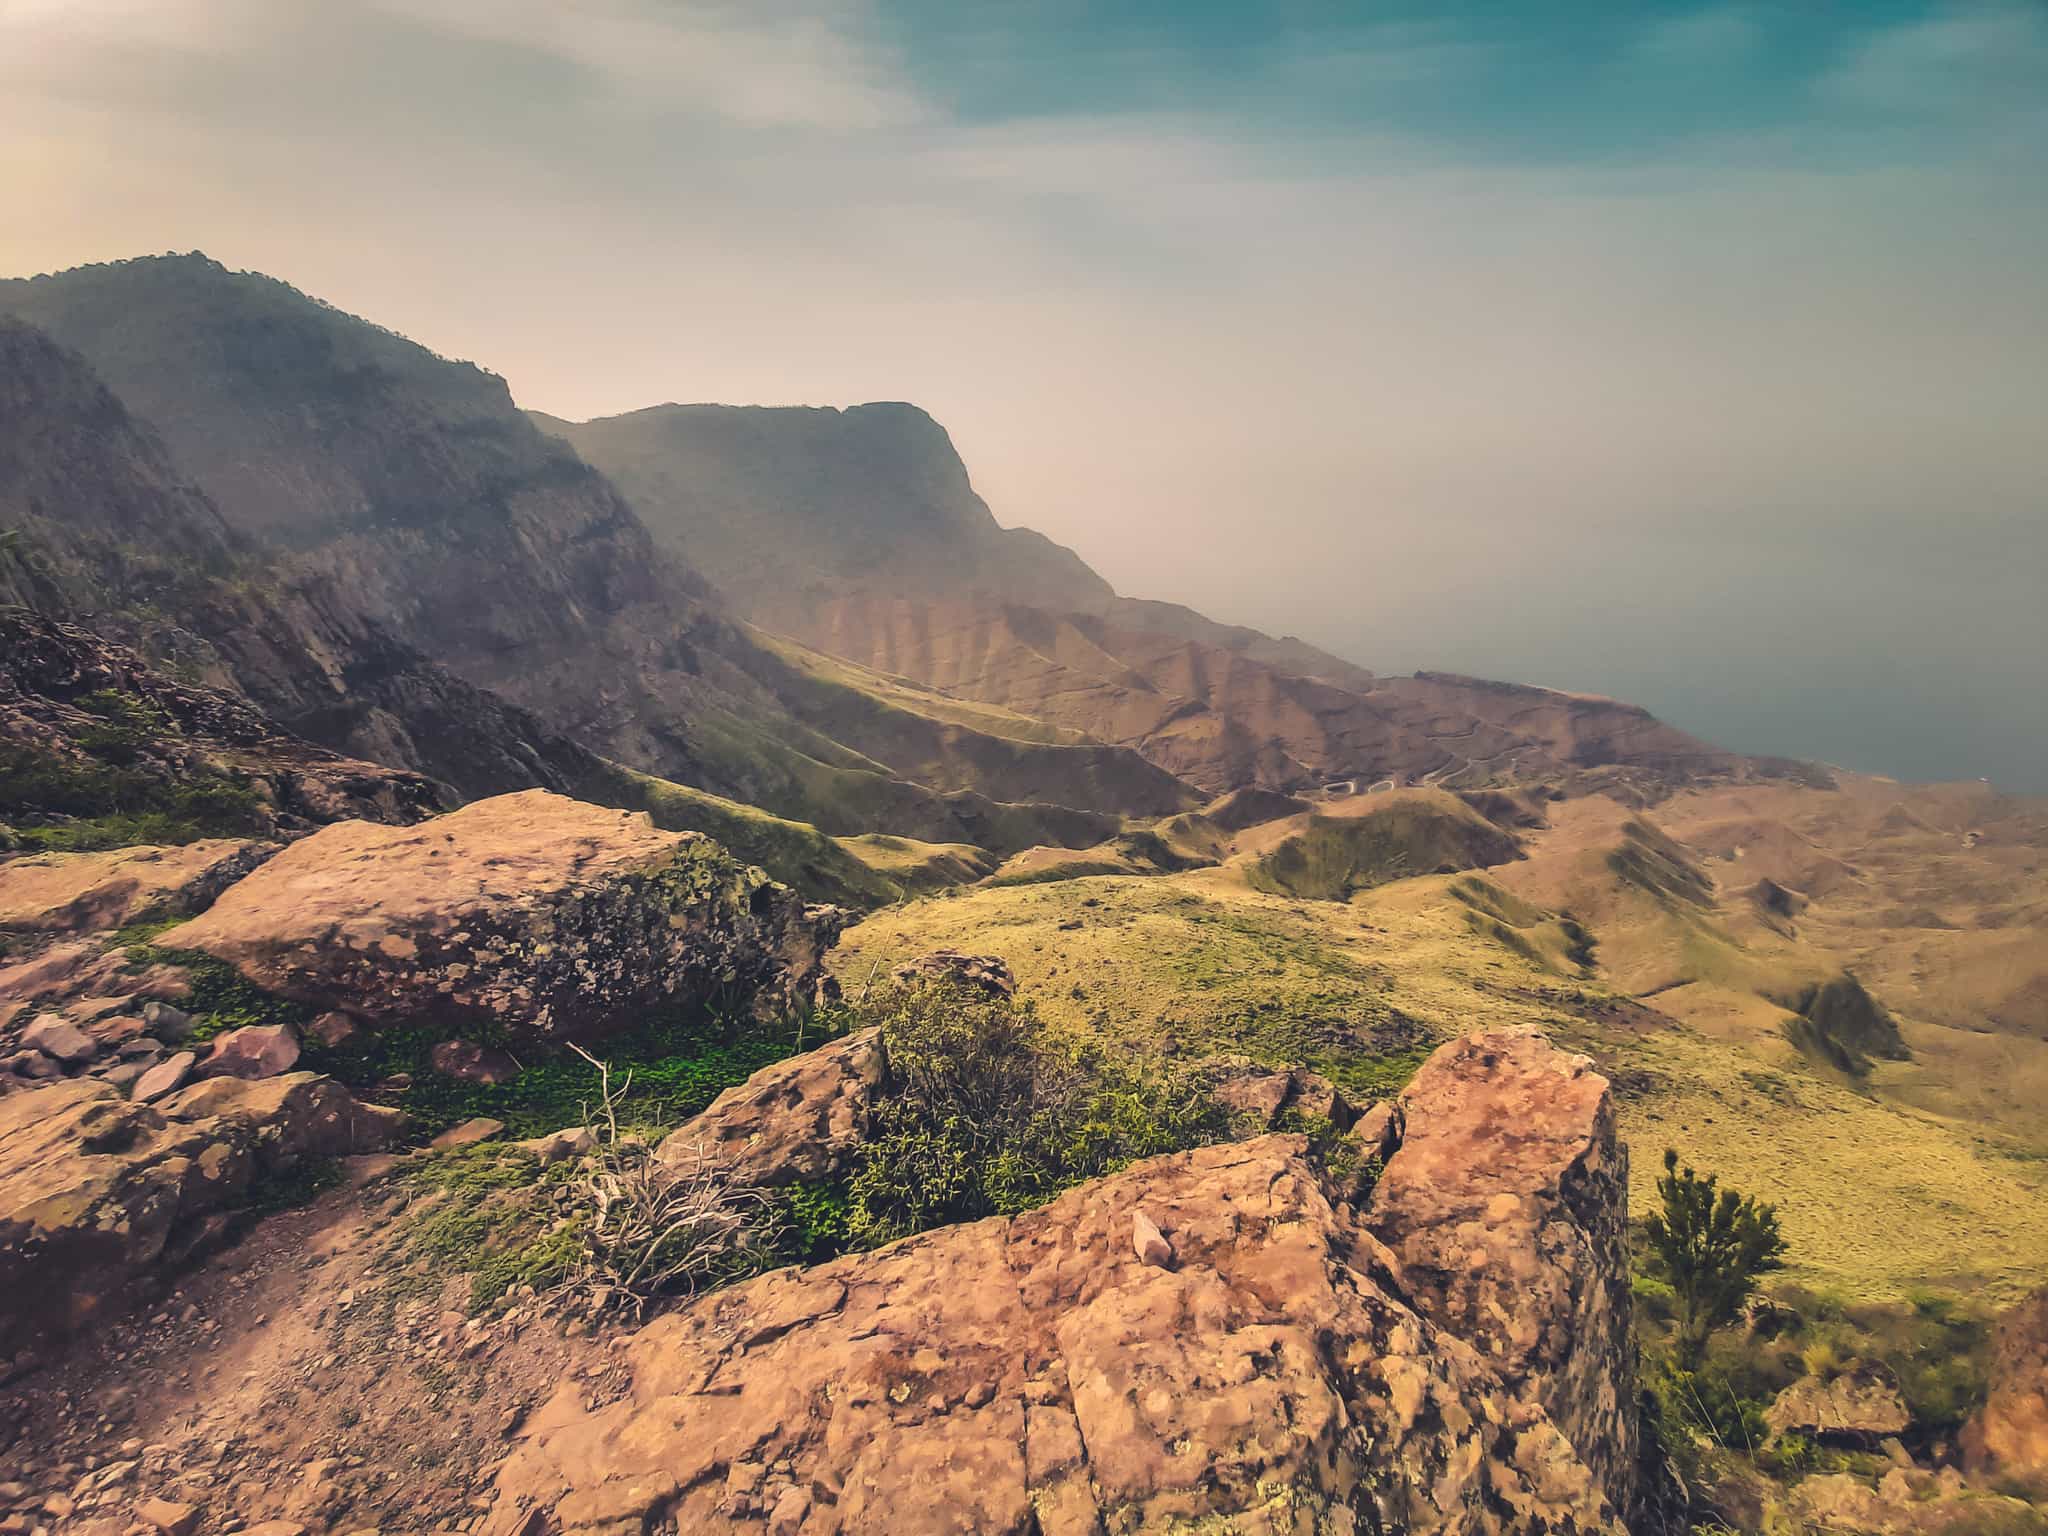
[889,950,1016,998]
[0,939,121,1012]
[1963,1285,2048,1491]
[519,1126,595,1166]
[137,1496,200,1535]
[656,1028,886,1187]
[429,1038,519,1086]
[432,1117,507,1151]
[1367,1030,1640,1526]
[0,840,277,935]
[1787,1469,2040,1534]
[307,1010,362,1048]
[1353,1099,1404,1162]
[2,1048,60,1080]
[483,1032,1638,1536]
[161,790,843,1040]
[141,1001,196,1042]
[0,1072,402,1352]
[20,1012,98,1064]
[1132,1208,1172,1267]
[131,1052,196,1104]
[1767,1362,1911,1445]
[197,1023,301,1081]
[1213,1064,1359,1131]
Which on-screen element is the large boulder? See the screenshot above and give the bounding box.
[1367,1031,1641,1526]
[0,1072,402,1356]
[0,840,278,935]
[1963,1286,2048,1491]
[655,1028,886,1187]
[1767,1363,1911,1446]
[160,790,844,1041]
[483,1032,1639,1536]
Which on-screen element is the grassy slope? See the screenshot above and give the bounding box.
[571,760,911,907]
[838,858,2048,1302]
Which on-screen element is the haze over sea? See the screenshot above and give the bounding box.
[6,0,2043,788]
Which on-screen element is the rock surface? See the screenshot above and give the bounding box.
[0,1073,403,1353]
[163,790,844,1041]
[1767,1363,1912,1445]
[197,1022,302,1080]
[0,840,277,935]
[1963,1286,2048,1491]
[656,1028,885,1187]
[1367,1031,1640,1526]
[486,1031,1635,1536]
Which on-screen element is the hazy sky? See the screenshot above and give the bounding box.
[5,1,2045,788]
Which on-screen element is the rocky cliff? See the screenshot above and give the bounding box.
[484,1029,1643,1535]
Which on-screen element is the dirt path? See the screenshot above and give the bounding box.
[0,1161,623,1536]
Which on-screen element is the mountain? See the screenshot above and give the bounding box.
[541,400,1776,796]
[0,258,1194,853]
[0,314,598,800]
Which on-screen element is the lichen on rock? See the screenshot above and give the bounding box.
[161,789,845,1043]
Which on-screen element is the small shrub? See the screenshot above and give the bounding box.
[843,982,1228,1249]
[1645,1148,1787,1367]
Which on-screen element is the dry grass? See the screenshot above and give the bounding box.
[840,841,2048,1303]
[552,1046,782,1318]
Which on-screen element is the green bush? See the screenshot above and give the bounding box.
[842,982,1228,1248]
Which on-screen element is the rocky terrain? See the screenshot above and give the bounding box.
[1,250,2043,1536]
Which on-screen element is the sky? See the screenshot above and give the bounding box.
[4,0,2045,789]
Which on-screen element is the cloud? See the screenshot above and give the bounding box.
[0,0,2042,786]
[364,0,926,129]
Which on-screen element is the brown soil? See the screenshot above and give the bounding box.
[0,1164,619,1536]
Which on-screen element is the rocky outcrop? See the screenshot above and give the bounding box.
[484,1031,1637,1536]
[0,840,276,935]
[0,1073,402,1356]
[888,950,1015,998]
[1212,1063,1362,1131]
[1767,1363,1911,1446]
[1367,1031,1640,1526]
[1963,1286,2048,1491]
[0,609,446,837]
[162,790,843,1042]
[655,1029,886,1187]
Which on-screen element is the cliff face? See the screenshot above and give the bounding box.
[0,316,602,802]
[0,258,750,775]
[484,1030,1645,1536]
[534,401,1113,625]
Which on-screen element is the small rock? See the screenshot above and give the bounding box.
[21,1014,98,1065]
[429,1040,519,1086]
[1133,1209,1172,1268]
[2,1048,61,1080]
[131,1053,197,1104]
[431,1117,506,1150]
[517,1126,594,1166]
[136,1497,200,1535]
[140,1003,196,1043]
[306,1012,362,1049]
[196,1024,300,1081]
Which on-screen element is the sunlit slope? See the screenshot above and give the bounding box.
[838,861,2048,1299]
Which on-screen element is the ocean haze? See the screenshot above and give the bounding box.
[3,0,2043,789]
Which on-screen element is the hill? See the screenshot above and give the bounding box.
[0,260,1198,857]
